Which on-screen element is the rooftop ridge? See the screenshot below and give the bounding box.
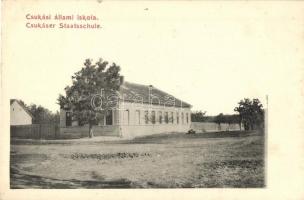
[120,81,191,108]
[10,99,34,118]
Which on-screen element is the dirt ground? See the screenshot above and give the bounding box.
[10,131,265,188]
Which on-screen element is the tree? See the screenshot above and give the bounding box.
[223,114,241,131]
[191,110,207,122]
[18,99,28,108]
[214,113,225,130]
[52,111,60,124]
[27,104,60,124]
[234,98,264,131]
[57,58,123,138]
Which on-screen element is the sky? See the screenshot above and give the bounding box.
[3,1,301,115]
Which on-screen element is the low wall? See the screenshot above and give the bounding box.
[121,124,190,139]
[59,125,120,139]
[91,125,120,137]
[190,122,242,133]
[59,126,88,139]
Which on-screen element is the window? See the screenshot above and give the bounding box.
[151,111,156,124]
[181,112,184,124]
[66,112,72,127]
[170,112,174,123]
[106,110,113,125]
[165,112,169,124]
[98,115,105,126]
[176,112,179,124]
[123,110,129,125]
[186,113,189,124]
[145,110,149,124]
[158,111,162,124]
[135,110,140,125]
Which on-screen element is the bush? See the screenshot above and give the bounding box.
[187,129,196,134]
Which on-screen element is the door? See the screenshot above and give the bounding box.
[66,112,72,127]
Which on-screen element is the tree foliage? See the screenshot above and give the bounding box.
[19,100,59,124]
[191,110,207,122]
[191,111,239,125]
[57,58,123,137]
[234,98,264,130]
[214,113,225,125]
[224,114,240,125]
[28,105,60,124]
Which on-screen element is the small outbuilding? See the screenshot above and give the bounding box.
[10,99,33,125]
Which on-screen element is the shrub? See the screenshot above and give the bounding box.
[187,129,196,134]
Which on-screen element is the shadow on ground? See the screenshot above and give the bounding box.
[10,168,137,189]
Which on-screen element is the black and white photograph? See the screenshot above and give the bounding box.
[1,0,304,199]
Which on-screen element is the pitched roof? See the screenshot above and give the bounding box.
[10,99,34,118]
[119,82,191,108]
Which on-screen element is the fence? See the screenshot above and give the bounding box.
[10,124,60,139]
[10,124,119,139]
[190,122,243,133]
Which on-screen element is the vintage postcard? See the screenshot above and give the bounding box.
[1,0,304,199]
